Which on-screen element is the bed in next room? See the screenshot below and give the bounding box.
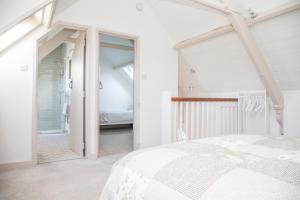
[100,110,133,127]
[100,134,300,200]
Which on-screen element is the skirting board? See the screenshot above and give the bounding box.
[0,160,33,171]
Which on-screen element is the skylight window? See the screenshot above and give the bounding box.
[43,3,54,27]
[122,64,134,80]
[0,2,54,53]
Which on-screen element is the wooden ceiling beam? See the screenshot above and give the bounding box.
[174,0,288,133]
[229,12,284,106]
[38,29,75,62]
[189,0,231,15]
[174,1,300,50]
[225,0,284,134]
[174,25,234,49]
[248,1,300,25]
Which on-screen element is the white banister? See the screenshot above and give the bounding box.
[161,93,269,143]
[171,97,239,141]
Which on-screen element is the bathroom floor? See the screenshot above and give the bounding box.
[37,133,81,164]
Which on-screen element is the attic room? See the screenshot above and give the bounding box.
[0,0,299,199]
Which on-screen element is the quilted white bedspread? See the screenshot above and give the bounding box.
[100,135,300,200]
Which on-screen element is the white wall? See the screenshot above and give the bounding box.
[54,0,178,148]
[0,0,177,164]
[179,32,264,95]
[251,10,300,90]
[283,90,300,137]
[99,56,133,112]
[0,28,47,164]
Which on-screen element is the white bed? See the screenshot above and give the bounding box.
[100,134,300,200]
[100,110,133,126]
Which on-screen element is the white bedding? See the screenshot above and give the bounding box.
[100,111,133,125]
[100,134,300,200]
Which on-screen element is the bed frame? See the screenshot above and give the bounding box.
[100,122,133,130]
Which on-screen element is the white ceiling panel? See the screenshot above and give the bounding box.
[180,32,264,93]
[231,0,296,17]
[54,0,79,16]
[147,0,229,43]
[251,10,300,90]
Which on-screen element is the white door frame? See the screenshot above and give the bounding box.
[32,22,89,165]
[97,28,141,153]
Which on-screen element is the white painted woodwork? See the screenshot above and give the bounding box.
[171,100,239,141]
[174,1,300,49]
[174,25,233,49]
[248,1,300,25]
[69,32,85,156]
[161,91,172,144]
[169,92,270,141]
[224,0,284,133]
[175,0,286,134]
[251,10,300,90]
[227,12,284,133]
[190,0,231,14]
[38,29,75,62]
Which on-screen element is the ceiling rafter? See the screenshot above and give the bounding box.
[248,1,300,25]
[189,0,231,14]
[173,0,298,134]
[228,11,284,134]
[174,24,233,49]
[174,1,300,49]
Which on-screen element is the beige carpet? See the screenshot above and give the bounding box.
[99,128,133,156]
[0,153,125,200]
[38,134,81,163]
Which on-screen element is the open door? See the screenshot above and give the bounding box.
[69,32,86,156]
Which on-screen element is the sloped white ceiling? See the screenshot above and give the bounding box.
[0,0,46,32]
[231,0,298,16]
[54,0,79,16]
[251,10,300,90]
[147,0,229,43]
[1,0,299,91]
[100,35,134,67]
[180,31,264,93]
[148,0,299,91]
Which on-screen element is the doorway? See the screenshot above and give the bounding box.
[98,33,136,156]
[36,27,86,163]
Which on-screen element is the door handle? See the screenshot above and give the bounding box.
[69,80,73,89]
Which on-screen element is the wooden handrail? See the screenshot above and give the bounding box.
[171,97,238,102]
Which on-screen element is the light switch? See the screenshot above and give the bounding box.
[20,65,28,72]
